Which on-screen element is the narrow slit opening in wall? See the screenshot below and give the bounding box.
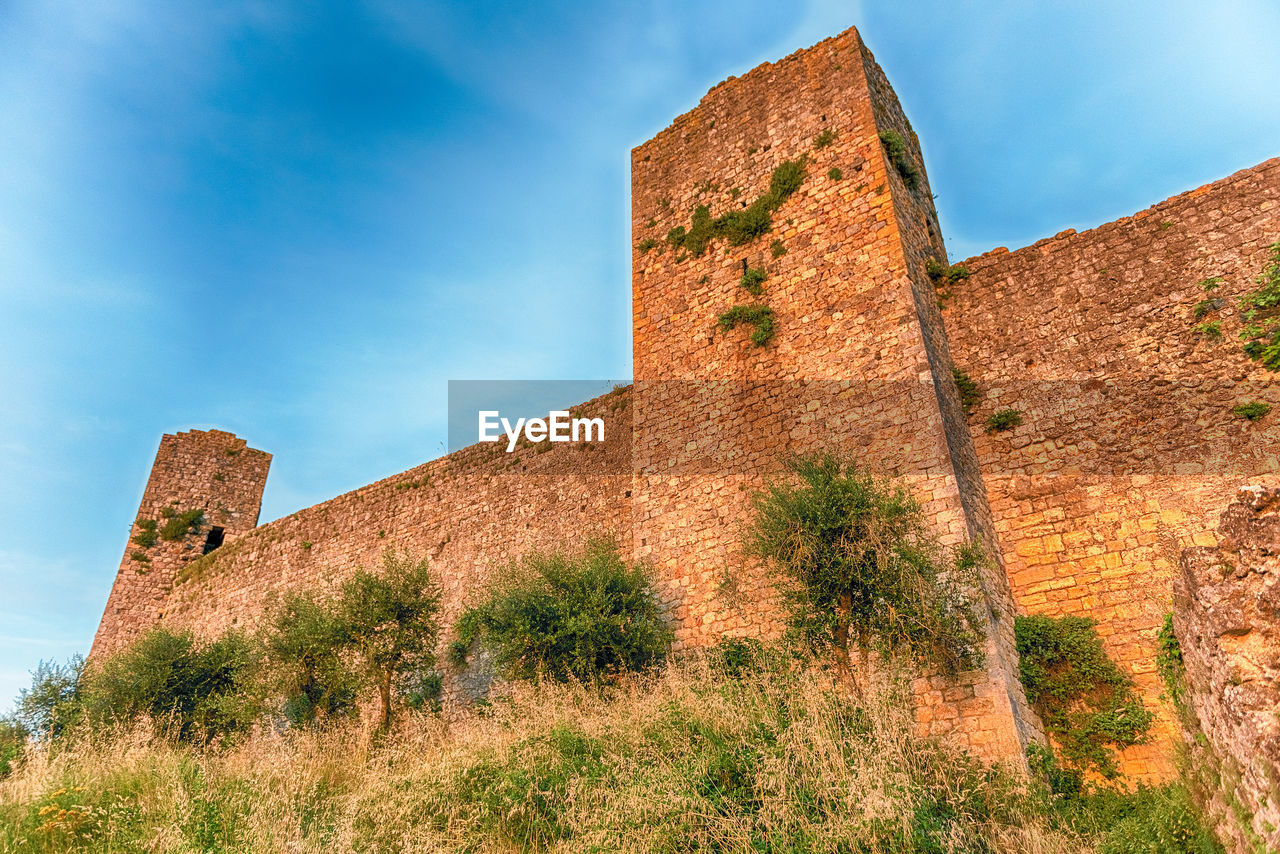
[202,526,225,555]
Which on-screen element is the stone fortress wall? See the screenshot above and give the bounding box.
[91,25,1279,780]
[945,158,1280,777]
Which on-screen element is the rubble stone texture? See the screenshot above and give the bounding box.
[1175,487,1280,851]
[90,25,1279,780]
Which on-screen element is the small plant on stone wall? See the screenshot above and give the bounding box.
[131,519,159,549]
[1191,298,1222,320]
[878,129,921,190]
[951,366,981,413]
[129,550,150,564]
[739,266,767,296]
[717,304,775,347]
[1198,276,1223,292]
[636,238,658,254]
[770,239,787,258]
[926,258,969,283]
[1194,320,1223,339]
[667,159,807,258]
[1015,613,1154,779]
[1231,401,1271,421]
[985,409,1022,433]
[827,167,843,181]
[159,508,205,542]
[1155,613,1186,706]
[813,128,836,149]
[1238,240,1280,371]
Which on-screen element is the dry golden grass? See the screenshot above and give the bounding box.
[0,657,1090,853]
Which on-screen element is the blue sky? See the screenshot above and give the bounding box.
[1,0,1277,707]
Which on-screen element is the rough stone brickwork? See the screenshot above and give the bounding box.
[90,430,271,660]
[629,27,1037,763]
[1175,487,1280,852]
[945,159,1280,779]
[90,25,1278,780]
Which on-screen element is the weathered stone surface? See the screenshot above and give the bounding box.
[946,158,1280,779]
[1175,487,1280,851]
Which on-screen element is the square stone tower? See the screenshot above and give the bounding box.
[90,429,270,660]
[630,26,1039,761]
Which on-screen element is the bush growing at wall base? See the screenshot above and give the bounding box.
[262,589,361,727]
[456,538,672,685]
[1015,614,1153,778]
[83,628,260,743]
[12,655,84,740]
[745,454,987,682]
[0,718,23,778]
[337,550,442,730]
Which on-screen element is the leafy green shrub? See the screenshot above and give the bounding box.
[770,239,787,258]
[12,656,84,740]
[1015,614,1154,778]
[1195,320,1222,339]
[739,266,766,295]
[813,128,836,149]
[1098,784,1223,854]
[337,550,442,729]
[84,628,259,743]
[1198,276,1224,291]
[667,159,807,258]
[951,366,981,412]
[457,538,671,685]
[717,304,775,346]
[1239,240,1280,370]
[828,167,843,180]
[879,129,922,190]
[746,454,986,681]
[159,507,205,542]
[1232,401,1271,421]
[985,408,1022,433]
[0,718,26,777]
[262,590,359,727]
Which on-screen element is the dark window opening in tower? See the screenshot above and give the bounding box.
[202,526,225,555]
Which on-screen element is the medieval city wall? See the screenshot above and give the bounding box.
[89,25,1279,780]
[946,157,1280,778]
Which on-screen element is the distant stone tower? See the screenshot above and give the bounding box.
[90,429,270,660]
[630,26,1039,762]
